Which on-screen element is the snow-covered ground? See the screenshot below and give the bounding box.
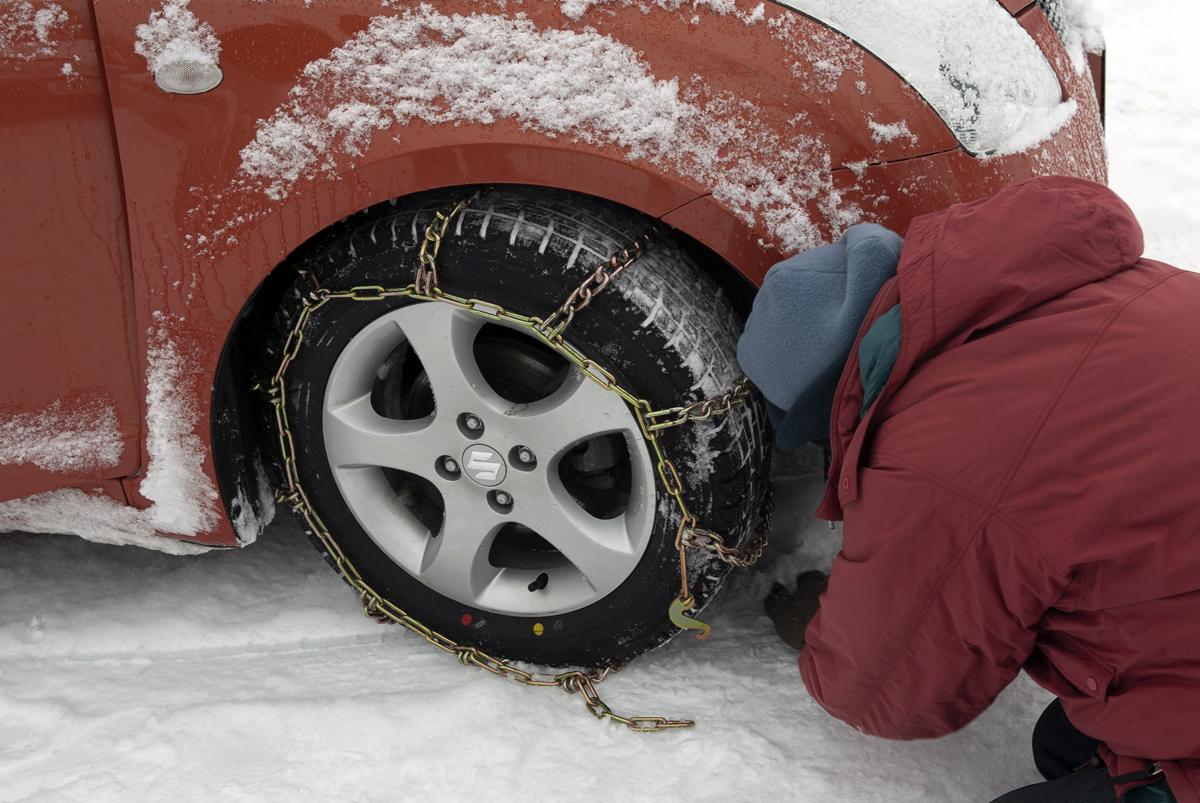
[2,1,1197,800]
[2,452,1059,802]
[1097,0,1200,269]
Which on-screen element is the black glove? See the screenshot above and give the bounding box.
[763,570,829,651]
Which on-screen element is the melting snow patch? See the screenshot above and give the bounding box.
[989,97,1078,157]
[767,13,864,94]
[1040,0,1105,74]
[134,0,220,75]
[0,489,208,555]
[0,400,123,473]
[867,117,916,144]
[239,8,846,252]
[560,0,754,22]
[0,319,218,553]
[843,159,869,178]
[140,320,220,536]
[0,1,70,61]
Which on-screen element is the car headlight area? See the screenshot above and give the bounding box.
[778,0,1071,155]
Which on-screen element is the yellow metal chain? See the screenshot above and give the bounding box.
[682,485,775,568]
[536,231,655,342]
[644,378,756,433]
[415,194,477,296]
[267,195,772,730]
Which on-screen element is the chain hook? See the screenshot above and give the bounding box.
[669,596,712,640]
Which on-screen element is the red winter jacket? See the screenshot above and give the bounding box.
[801,176,1200,802]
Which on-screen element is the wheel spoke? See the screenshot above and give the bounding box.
[393,303,505,414]
[516,481,639,594]
[418,507,499,602]
[329,467,431,570]
[513,371,642,462]
[323,393,437,472]
[325,317,406,408]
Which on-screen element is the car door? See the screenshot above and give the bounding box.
[0,0,141,500]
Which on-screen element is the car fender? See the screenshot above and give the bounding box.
[85,1,1088,546]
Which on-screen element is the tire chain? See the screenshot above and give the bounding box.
[266,193,773,731]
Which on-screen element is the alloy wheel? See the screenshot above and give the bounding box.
[322,301,655,617]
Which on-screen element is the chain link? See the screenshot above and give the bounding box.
[682,484,776,568]
[645,378,755,432]
[266,195,772,731]
[415,193,478,296]
[537,230,655,342]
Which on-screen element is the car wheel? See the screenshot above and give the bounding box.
[271,186,771,667]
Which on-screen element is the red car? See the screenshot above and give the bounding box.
[0,0,1105,666]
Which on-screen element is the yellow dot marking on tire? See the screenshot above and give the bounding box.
[532,622,544,636]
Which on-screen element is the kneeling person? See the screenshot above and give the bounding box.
[739,177,1200,803]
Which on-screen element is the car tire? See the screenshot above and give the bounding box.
[270,186,771,667]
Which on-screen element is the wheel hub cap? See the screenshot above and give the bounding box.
[321,302,655,618]
[462,444,506,487]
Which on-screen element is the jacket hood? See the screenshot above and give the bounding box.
[898,176,1144,363]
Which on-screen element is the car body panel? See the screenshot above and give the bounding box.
[999,0,1035,12]
[0,0,141,500]
[1,0,1105,546]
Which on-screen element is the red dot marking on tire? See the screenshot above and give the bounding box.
[460,613,473,626]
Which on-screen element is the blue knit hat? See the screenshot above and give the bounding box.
[737,223,903,448]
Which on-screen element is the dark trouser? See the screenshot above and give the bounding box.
[1032,699,1105,781]
[990,699,1117,803]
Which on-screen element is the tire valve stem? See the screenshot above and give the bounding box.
[528,572,549,593]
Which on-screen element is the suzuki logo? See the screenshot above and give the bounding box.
[462,444,507,487]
